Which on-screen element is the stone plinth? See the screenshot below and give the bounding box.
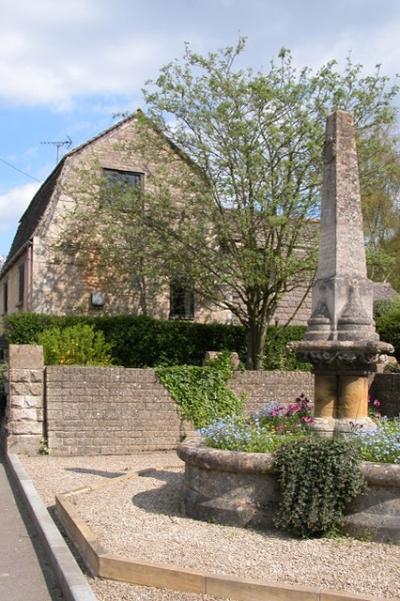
[178,440,400,542]
[291,340,393,435]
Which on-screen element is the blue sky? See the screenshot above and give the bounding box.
[1,0,400,256]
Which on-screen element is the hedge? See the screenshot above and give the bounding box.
[1,312,307,370]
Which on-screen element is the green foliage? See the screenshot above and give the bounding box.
[156,352,244,428]
[0,363,7,416]
[373,298,399,321]
[2,312,308,370]
[273,438,365,538]
[37,324,113,366]
[200,414,310,453]
[143,41,399,368]
[354,418,400,464]
[376,302,400,360]
[264,326,309,370]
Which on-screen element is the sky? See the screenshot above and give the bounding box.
[1,0,400,256]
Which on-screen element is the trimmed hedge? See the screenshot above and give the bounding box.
[1,312,307,369]
[377,303,400,361]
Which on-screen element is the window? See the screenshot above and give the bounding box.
[169,282,195,320]
[3,281,8,315]
[18,263,25,306]
[102,168,143,208]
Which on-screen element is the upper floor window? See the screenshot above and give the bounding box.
[3,281,8,315]
[102,168,143,209]
[169,281,195,320]
[18,263,25,306]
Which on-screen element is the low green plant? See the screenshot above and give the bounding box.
[200,414,308,453]
[273,437,365,538]
[39,437,49,455]
[37,324,113,366]
[353,418,400,464]
[0,363,7,416]
[156,352,244,428]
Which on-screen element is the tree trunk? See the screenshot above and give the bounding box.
[246,321,267,370]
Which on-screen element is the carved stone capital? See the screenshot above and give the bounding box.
[288,340,394,374]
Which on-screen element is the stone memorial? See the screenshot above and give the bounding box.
[291,111,393,436]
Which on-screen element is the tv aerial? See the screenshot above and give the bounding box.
[40,135,72,164]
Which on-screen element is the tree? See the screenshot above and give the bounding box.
[138,41,399,368]
[58,41,399,369]
[359,125,400,283]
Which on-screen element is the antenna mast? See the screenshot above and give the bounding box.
[40,136,72,164]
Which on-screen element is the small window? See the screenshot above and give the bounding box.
[102,168,143,209]
[18,263,25,306]
[3,281,8,315]
[169,282,194,320]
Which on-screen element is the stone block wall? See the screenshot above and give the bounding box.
[230,370,314,414]
[5,345,44,454]
[46,366,183,456]
[4,343,398,456]
[370,374,400,418]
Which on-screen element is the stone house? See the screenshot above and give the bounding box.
[0,113,396,328]
[0,113,236,325]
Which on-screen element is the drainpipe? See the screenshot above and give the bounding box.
[26,240,33,311]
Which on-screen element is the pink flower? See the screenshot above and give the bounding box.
[373,399,381,408]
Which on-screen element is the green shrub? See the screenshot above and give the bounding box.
[376,303,400,360]
[273,437,365,538]
[264,325,309,371]
[0,363,7,416]
[2,312,308,369]
[373,299,399,321]
[156,352,244,428]
[37,324,113,366]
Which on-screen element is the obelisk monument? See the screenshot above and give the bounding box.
[292,111,393,436]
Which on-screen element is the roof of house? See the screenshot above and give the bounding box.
[0,113,139,276]
[373,281,398,301]
[0,110,201,279]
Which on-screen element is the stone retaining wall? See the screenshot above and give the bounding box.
[46,367,183,456]
[230,370,314,414]
[370,373,400,417]
[3,344,398,456]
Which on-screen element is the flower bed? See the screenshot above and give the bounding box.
[177,439,400,542]
[178,398,400,541]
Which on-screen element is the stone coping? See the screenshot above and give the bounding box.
[289,340,394,354]
[177,440,400,485]
[6,452,98,601]
[177,439,275,474]
[53,464,386,601]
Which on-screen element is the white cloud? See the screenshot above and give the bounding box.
[1,0,400,110]
[0,182,41,234]
[0,0,188,109]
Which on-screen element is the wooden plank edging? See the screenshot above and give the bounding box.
[54,469,392,601]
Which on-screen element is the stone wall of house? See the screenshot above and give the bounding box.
[30,117,232,325]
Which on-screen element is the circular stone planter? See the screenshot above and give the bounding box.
[177,440,400,542]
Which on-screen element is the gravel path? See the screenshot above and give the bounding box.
[22,454,400,601]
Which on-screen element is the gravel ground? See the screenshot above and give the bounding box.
[22,454,400,601]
